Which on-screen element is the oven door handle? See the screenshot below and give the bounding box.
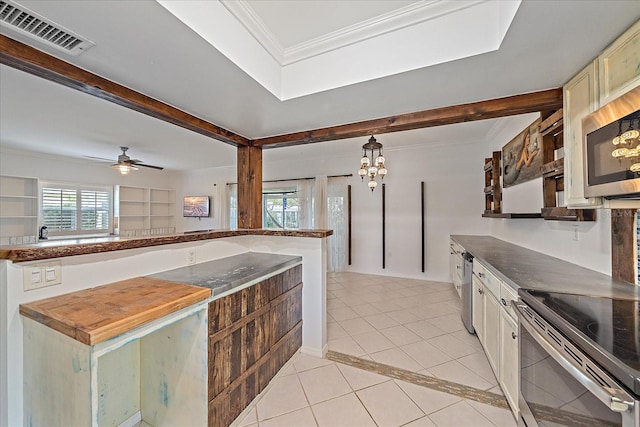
[515,302,635,414]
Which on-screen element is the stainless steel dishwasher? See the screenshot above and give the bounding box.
[461,252,474,334]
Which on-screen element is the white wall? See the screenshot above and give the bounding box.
[485,114,612,275]
[0,147,180,191]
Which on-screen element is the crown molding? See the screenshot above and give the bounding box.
[283,0,482,65]
[220,0,285,64]
[222,0,484,66]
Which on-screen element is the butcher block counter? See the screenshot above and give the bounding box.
[19,277,211,346]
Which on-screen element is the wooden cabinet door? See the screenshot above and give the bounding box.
[472,277,484,343]
[500,311,519,417]
[564,60,601,208]
[599,20,640,106]
[483,292,500,375]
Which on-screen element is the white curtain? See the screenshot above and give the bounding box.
[326,177,349,272]
[297,179,314,229]
[227,184,237,229]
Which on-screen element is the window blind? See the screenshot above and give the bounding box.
[42,185,111,234]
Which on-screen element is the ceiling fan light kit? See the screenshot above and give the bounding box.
[110,146,163,175]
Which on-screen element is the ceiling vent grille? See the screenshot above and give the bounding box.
[0,0,94,55]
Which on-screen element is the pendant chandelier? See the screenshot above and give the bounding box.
[611,112,640,173]
[358,136,387,191]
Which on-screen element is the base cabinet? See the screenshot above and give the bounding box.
[23,303,209,427]
[208,265,303,427]
[472,278,484,342]
[483,291,501,374]
[471,260,520,421]
[500,311,519,413]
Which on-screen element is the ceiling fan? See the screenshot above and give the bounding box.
[88,147,164,175]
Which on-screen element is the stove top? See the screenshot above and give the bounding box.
[519,289,640,396]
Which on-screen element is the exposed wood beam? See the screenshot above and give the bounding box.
[254,89,563,148]
[0,35,250,147]
[237,145,263,229]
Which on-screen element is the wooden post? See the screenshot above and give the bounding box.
[611,209,636,284]
[421,181,425,273]
[348,185,352,266]
[237,146,263,229]
[382,183,386,269]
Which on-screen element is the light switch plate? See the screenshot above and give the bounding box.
[23,261,62,291]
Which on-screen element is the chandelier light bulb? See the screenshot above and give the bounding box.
[622,129,640,144]
[361,156,370,167]
[613,135,621,145]
[375,155,385,165]
[378,167,387,178]
[631,162,640,173]
[368,179,377,190]
[368,166,378,176]
[358,167,367,180]
[625,148,639,158]
[612,148,630,158]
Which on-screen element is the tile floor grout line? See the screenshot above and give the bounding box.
[326,350,510,410]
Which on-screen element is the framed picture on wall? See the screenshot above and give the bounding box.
[502,117,543,188]
[183,196,210,218]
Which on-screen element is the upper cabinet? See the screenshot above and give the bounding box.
[564,60,602,208]
[564,20,640,209]
[598,20,640,106]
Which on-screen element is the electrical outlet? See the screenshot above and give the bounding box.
[23,261,62,291]
[187,249,196,266]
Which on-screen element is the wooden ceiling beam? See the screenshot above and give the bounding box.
[0,35,250,147]
[253,89,564,148]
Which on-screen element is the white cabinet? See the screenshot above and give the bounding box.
[449,240,464,297]
[0,175,38,245]
[500,310,519,413]
[483,290,500,374]
[115,185,176,236]
[472,277,484,342]
[563,61,602,208]
[563,20,640,208]
[471,259,519,420]
[598,20,640,106]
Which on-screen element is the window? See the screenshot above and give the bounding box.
[263,189,299,229]
[42,183,112,236]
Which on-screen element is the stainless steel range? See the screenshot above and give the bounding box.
[515,289,639,427]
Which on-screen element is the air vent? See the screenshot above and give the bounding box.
[0,0,94,55]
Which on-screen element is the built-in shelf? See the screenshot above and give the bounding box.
[0,175,39,245]
[115,185,176,236]
[482,212,543,219]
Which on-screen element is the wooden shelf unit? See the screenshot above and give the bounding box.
[540,109,596,222]
[484,151,502,215]
[481,152,541,219]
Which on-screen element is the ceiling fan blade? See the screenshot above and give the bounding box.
[134,163,164,170]
[85,155,115,162]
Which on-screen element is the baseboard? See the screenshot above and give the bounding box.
[118,411,142,427]
[300,343,328,358]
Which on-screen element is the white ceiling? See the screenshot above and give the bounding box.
[0,0,639,172]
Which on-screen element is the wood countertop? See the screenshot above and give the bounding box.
[0,228,333,263]
[19,277,212,345]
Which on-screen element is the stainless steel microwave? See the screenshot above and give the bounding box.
[582,86,640,198]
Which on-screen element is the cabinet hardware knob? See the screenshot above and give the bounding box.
[501,298,507,306]
[478,272,485,278]
[512,332,517,340]
[478,288,484,295]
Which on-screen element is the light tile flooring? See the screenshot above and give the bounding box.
[233,272,517,427]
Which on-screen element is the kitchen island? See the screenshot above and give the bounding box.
[0,229,330,427]
[18,251,304,427]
